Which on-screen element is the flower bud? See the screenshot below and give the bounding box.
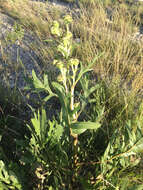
[51,21,61,36]
[63,15,73,25]
[68,58,79,66]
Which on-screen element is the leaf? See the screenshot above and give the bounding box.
[71,128,86,135]
[75,53,103,84]
[52,82,69,125]
[102,142,111,161]
[69,103,80,117]
[128,184,143,190]
[71,121,101,130]
[47,120,64,145]
[28,108,48,147]
[9,170,21,186]
[40,108,47,143]
[123,137,143,157]
[125,121,136,146]
[0,161,10,182]
[24,75,35,90]
[86,85,100,97]
[75,63,93,85]
[43,94,55,102]
[43,74,54,94]
[53,124,64,142]
[0,182,8,190]
[102,129,118,163]
[52,81,65,94]
[31,111,41,137]
[32,70,45,89]
[71,121,101,134]
[80,74,100,99]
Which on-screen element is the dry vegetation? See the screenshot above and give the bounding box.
[1,0,143,95]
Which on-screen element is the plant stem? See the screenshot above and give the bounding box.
[70,77,78,183]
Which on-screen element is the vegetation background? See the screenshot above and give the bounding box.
[0,0,143,189]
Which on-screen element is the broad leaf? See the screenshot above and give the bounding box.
[75,54,103,84]
[52,81,69,125]
[71,128,87,135]
[52,81,65,94]
[32,70,45,90]
[71,121,101,134]
[43,74,54,94]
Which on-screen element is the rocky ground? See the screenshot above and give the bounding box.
[0,0,80,90]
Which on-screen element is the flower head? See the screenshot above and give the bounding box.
[63,15,73,25]
[51,21,61,37]
[68,58,79,67]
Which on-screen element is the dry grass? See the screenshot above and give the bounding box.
[0,0,62,39]
[0,0,66,77]
[72,2,143,100]
[0,0,143,106]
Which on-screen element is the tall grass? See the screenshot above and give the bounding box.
[73,1,143,98]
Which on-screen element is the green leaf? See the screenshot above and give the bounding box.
[87,85,100,97]
[71,128,86,135]
[28,108,48,147]
[128,184,143,190]
[69,104,80,117]
[53,124,64,142]
[125,121,136,146]
[75,63,93,85]
[32,70,45,89]
[41,108,47,143]
[71,121,101,134]
[28,70,56,100]
[102,142,111,161]
[75,53,103,85]
[0,182,9,190]
[31,111,41,137]
[52,82,69,125]
[123,137,143,157]
[43,94,55,102]
[43,74,54,95]
[52,81,65,94]
[0,161,10,183]
[9,171,22,189]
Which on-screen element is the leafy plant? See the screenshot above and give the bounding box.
[95,117,143,189]
[26,15,104,187]
[25,110,67,189]
[0,160,22,190]
[24,12,143,189]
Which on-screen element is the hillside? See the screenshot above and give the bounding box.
[0,0,143,189]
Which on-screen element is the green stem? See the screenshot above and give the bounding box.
[70,70,78,183]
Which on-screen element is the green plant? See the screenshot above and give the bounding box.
[0,160,22,190]
[26,110,70,189]
[6,22,24,45]
[94,115,143,189]
[26,15,104,188]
